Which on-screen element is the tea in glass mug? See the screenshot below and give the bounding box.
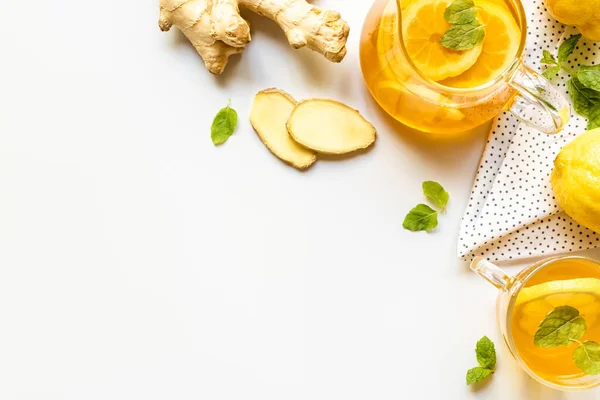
[360,0,570,135]
[472,256,600,390]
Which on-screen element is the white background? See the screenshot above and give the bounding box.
[1,0,599,399]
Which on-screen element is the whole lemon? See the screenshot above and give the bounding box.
[551,128,600,233]
[544,0,600,41]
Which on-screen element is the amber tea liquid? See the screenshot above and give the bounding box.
[511,258,600,384]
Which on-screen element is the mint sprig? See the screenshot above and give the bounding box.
[466,336,496,385]
[403,181,449,232]
[540,35,600,130]
[440,0,485,51]
[534,305,600,376]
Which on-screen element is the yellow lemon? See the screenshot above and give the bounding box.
[401,0,483,81]
[551,128,600,234]
[544,0,600,41]
[440,0,521,88]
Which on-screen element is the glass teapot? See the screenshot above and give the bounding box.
[360,0,570,135]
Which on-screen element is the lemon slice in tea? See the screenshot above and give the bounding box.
[514,278,600,336]
[401,0,484,81]
[375,3,465,122]
[440,0,521,88]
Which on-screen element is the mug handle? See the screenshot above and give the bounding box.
[506,64,570,134]
[470,257,513,291]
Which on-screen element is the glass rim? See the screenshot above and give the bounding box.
[394,0,529,95]
[504,255,600,391]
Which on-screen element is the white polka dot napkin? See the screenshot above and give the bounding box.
[458,0,600,262]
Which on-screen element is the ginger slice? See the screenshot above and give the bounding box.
[250,89,317,170]
[286,100,376,155]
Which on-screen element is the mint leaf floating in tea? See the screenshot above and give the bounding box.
[440,0,484,51]
[476,336,497,370]
[444,0,477,24]
[441,21,485,51]
[466,336,496,385]
[403,204,439,232]
[422,181,449,209]
[534,305,587,348]
[578,65,600,92]
[534,306,600,376]
[573,341,600,375]
[558,34,582,63]
[211,100,238,145]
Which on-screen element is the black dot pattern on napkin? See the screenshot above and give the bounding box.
[458,1,600,262]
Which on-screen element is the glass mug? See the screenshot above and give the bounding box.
[471,256,600,391]
[360,0,570,135]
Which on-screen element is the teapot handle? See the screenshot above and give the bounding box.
[507,64,570,134]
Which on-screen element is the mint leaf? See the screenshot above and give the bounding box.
[422,181,450,209]
[573,341,600,375]
[543,65,561,80]
[534,305,587,348]
[476,336,496,369]
[558,34,582,62]
[588,105,600,130]
[541,50,557,65]
[403,204,438,231]
[444,0,477,24]
[578,65,600,92]
[567,77,600,118]
[211,100,238,145]
[440,21,485,51]
[466,367,493,385]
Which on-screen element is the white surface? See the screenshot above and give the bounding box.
[0,1,599,399]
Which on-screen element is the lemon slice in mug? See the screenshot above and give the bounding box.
[515,278,600,335]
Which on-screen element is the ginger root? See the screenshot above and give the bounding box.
[159,0,350,75]
[287,99,376,155]
[250,89,317,170]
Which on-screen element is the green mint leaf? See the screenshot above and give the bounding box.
[476,336,496,370]
[402,204,439,232]
[211,100,238,145]
[422,181,450,209]
[534,305,587,348]
[587,105,600,130]
[542,65,561,80]
[558,34,582,62]
[444,0,477,24]
[567,77,600,118]
[573,341,600,375]
[440,21,485,51]
[541,50,558,65]
[577,65,600,92]
[466,367,493,385]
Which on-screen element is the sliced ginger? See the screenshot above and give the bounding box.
[287,100,376,155]
[250,89,317,170]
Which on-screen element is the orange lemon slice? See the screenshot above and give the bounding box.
[441,0,521,88]
[402,0,483,81]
